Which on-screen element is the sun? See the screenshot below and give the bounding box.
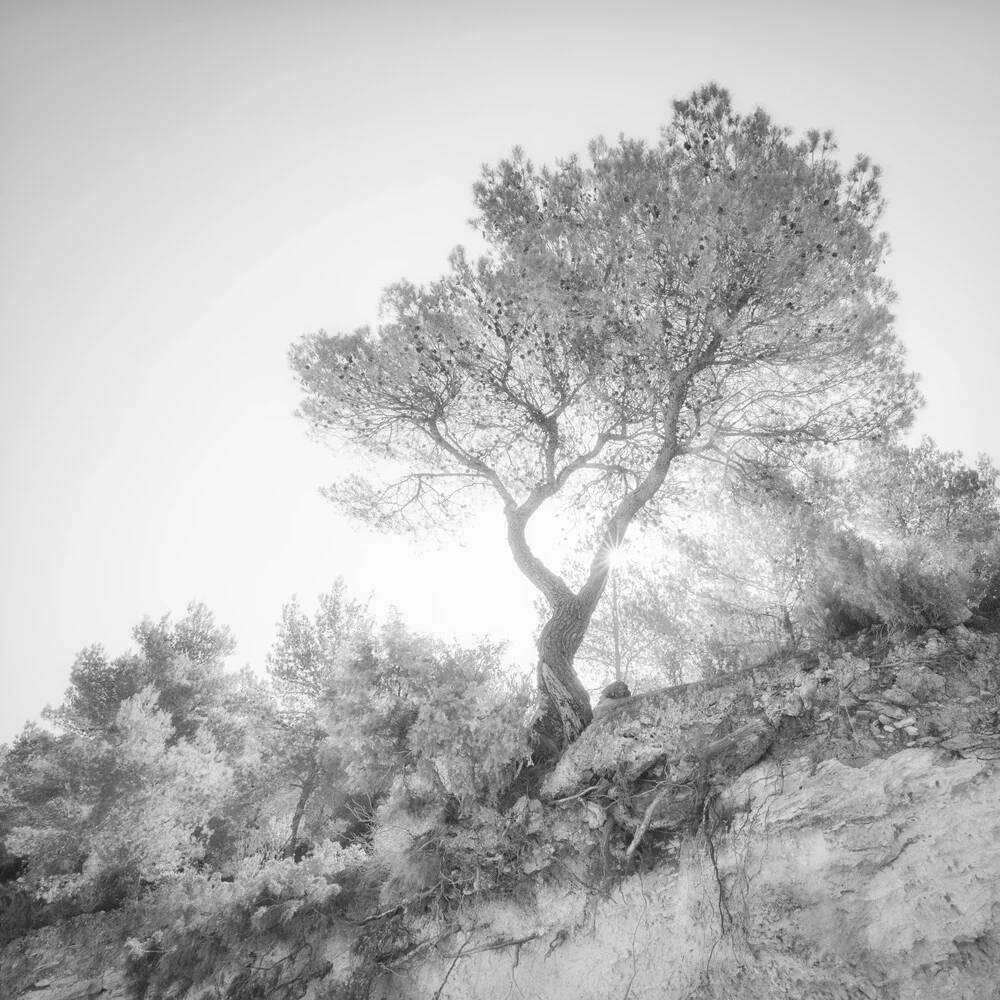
[606,544,630,571]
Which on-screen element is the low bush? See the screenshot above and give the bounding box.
[124,841,367,999]
[812,532,978,637]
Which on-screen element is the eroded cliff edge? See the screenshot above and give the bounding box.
[390,748,1000,1000]
[383,625,1000,1000]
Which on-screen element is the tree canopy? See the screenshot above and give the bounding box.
[290,85,921,753]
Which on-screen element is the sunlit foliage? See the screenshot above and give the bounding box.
[291,84,920,750]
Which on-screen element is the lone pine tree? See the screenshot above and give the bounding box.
[290,85,920,757]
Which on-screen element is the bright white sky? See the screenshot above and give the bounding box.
[2,0,997,743]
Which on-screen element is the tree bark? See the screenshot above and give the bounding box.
[532,593,602,759]
[285,760,319,859]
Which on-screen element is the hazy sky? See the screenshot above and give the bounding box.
[2,0,997,743]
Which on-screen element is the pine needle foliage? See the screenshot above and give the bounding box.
[290,83,921,750]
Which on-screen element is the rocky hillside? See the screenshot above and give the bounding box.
[3,624,999,1000]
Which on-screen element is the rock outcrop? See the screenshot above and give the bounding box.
[385,626,1000,999]
[386,745,1000,1000]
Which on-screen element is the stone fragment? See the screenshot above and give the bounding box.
[583,801,606,829]
[882,686,917,707]
[866,701,906,719]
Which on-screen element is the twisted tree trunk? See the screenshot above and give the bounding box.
[505,510,607,759]
[533,595,601,758]
[504,407,685,759]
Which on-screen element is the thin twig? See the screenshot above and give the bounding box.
[432,937,470,1000]
[621,870,648,999]
[550,856,615,901]
[360,904,404,925]
[549,783,602,804]
[450,933,541,958]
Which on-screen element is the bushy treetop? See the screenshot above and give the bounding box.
[292,85,918,551]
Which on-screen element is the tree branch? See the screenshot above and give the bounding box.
[425,419,515,507]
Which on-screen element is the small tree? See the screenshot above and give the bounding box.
[677,478,824,657]
[811,439,1000,633]
[45,602,238,744]
[2,605,262,904]
[849,437,999,547]
[4,689,232,903]
[291,85,920,753]
[266,580,375,856]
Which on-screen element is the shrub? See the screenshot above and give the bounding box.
[125,841,366,999]
[82,853,145,912]
[813,531,976,637]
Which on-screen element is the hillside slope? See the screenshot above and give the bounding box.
[3,625,999,1000]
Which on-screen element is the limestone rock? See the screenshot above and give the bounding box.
[387,747,1000,1000]
[542,667,788,800]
